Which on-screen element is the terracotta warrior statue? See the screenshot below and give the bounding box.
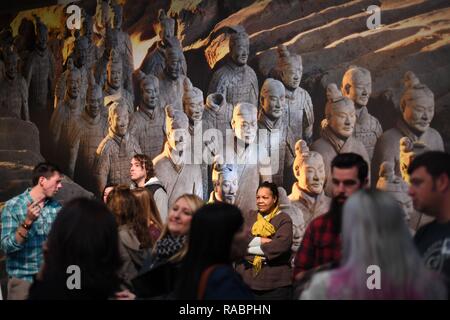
[82,13,100,70]
[288,139,331,229]
[24,16,55,150]
[273,45,314,190]
[225,102,272,214]
[311,83,370,196]
[341,65,382,159]
[153,106,203,207]
[94,101,142,196]
[129,72,166,160]
[56,35,89,108]
[69,77,108,192]
[257,78,287,187]
[183,78,205,163]
[208,25,258,107]
[376,161,413,224]
[372,72,444,183]
[111,3,134,91]
[203,92,233,137]
[209,155,238,204]
[139,9,187,76]
[399,136,429,184]
[49,66,83,171]
[103,48,134,114]
[157,37,189,111]
[0,47,29,120]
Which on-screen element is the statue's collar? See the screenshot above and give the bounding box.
[291,183,319,207]
[321,123,347,153]
[258,109,282,131]
[396,118,426,142]
[164,142,185,171]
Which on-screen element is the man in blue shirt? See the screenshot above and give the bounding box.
[1,162,63,299]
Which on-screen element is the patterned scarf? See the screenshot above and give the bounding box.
[154,233,186,261]
[250,205,280,276]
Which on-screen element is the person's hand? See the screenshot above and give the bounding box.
[261,237,272,244]
[115,289,136,300]
[26,200,42,223]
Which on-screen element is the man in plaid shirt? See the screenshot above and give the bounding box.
[1,163,63,299]
[293,153,369,281]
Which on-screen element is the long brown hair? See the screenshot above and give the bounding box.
[132,187,163,245]
[107,185,152,249]
[155,194,204,263]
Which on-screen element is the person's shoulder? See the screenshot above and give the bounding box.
[309,213,330,229]
[414,220,439,241]
[47,198,62,210]
[277,210,293,223]
[4,190,29,208]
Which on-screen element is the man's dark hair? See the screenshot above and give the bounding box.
[407,151,450,179]
[331,153,368,184]
[32,162,61,186]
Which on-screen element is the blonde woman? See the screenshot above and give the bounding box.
[132,194,203,299]
[301,190,447,300]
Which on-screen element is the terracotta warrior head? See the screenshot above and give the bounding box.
[112,3,123,30]
[164,37,183,80]
[165,105,189,152]
[34,15,48,51]
[229,25,249,67]
[108,101,129,137]
[341,65,372,108]
[400,71,434,133]
[66,67,81,100]
[379,161,396,182]
[82,14,94,41]
[260,78,285,121]
[86,74,103,118]
[212,155,238,204]
[107,49,123,90]
[183,78,204,123]
[73,35,89,68]
[231,102,258,145]
[276,44,303,91]
[325,83,356,139]
[138,71,159,110]
[4,46,18,80]
[155,9,175,43]
[293,139,326,195]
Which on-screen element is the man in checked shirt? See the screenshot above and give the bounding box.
[1,162,63,299]
[293,153,369,282]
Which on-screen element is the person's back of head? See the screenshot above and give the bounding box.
[332,190,446,299]
[31,198,122,299]
[132,187,163,246]
[175,202,244,299]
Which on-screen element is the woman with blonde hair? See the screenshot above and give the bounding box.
[132,187,164,246]
[132,194,204,299]
[301,190,447,300]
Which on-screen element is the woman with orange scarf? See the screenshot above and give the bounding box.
[235,181,293,300]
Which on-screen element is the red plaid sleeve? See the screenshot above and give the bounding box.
[293,221,315,279]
